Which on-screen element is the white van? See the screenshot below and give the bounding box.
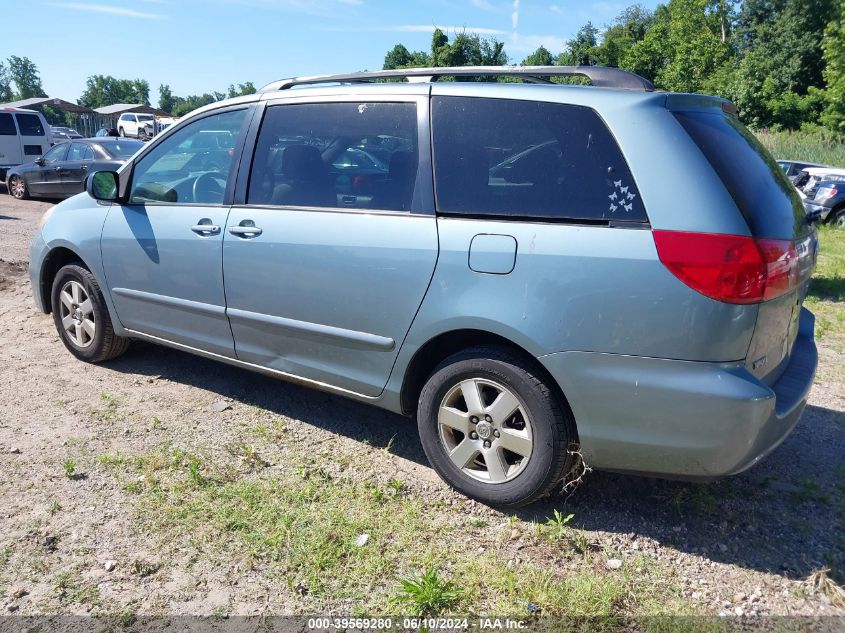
[0,107,54,180]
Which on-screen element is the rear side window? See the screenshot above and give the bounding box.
[0,113,16,135]
[673,112,806,239]
[431,96,646,223]
[248,102,419,212]
[15,113,45,136]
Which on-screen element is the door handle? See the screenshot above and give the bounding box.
[191,223,221,235]
[81,165,89,171]
[229,223,263,237]
[54,166,62,171]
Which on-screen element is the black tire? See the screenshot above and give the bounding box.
[8,175,29,200]
[118,127,125,137]
[830,208,845,229]
[51,264,129,363]
[417,345,576,508]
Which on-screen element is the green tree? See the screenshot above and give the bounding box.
[595,5,654,67]
[558,22,600,66]
[79,75,150,108]
[821,2,845,130]
[521,46,554,66]
[0,61,12,102]
[731,0,835,128]
[227,82,256,98]
[623,0,735,93]
[8,55,46,99]
[171,93,223,117]
[158,84,180,113]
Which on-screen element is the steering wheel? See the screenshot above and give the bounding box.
[193,172,227,203]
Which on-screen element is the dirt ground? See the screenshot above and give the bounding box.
[1,190,844,620]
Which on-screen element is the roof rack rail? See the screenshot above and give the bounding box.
[260,65,655,93]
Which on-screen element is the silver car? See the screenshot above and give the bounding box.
[29,66,819,507]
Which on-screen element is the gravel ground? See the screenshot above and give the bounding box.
[0,191,843,619]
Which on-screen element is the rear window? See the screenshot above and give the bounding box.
[101,140,143,158]
[432,96,647,223]
[673,111,806,239]
[0,113,16,135]
[15,113,45,136]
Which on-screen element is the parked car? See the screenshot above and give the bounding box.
[0,107,53,181]
[51,126,83,141]
[95,128,119,137]
[6,138,143,200]
[29,66,818,507]
[117,113,156,140]
[777,159,827,184]
[798,167,845,226]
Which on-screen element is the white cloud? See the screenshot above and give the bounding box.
[511,0,520,31]
[507,32,567,54]
[48,2,166,19]
[549,4,563,15]
[470,0,495,10]
[396,24,507,36]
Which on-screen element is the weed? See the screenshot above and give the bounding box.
[544,509,574,541]
[187,456,204,485]
[0,546,11,566]
[96,392,122,422]
[395,567,462,616]
[63,459,77,479]
[131,559,161,577]
[151,416,162,430]
[389,479,405,494]
[49,501,62,515]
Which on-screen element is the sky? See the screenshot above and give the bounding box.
[5,0,661,108]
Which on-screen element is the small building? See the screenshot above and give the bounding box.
[0,97,97,136]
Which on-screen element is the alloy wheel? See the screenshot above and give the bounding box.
[58,280,96,348]
[437,378,533,483]
[9,176,25,199]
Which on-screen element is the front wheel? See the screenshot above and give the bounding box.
[417,346,576,508]
[831,209,845,229]
[51,264,129,363]
[118,127,125,137]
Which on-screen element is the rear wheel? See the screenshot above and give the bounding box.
[417,345,576,508]
[51,264,129,363]
[831,208,845,229]
[8,175,29,200]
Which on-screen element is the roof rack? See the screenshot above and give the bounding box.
[260,65,655,93]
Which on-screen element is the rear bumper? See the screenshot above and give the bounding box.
[29,232,49,313]
[803,201,833,222]
[539,308,817,479]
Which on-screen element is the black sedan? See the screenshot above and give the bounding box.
[6,138,144,200]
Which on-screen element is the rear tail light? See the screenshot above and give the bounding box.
[653,231,799,304]
[816,186,838,203]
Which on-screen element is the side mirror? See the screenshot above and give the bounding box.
[87,170,120,201]
[35,158,45,166]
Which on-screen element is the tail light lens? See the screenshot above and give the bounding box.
[815,186,838,203]
[653,231,799,304]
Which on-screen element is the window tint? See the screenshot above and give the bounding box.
[41,144,68,164]
[129,109,246,205]
[431,96,646,223]
[248,102,418,212]
[67,142,89,161]
[0,113,16,135]
[15,113,45,136]
[82,145,95,160]
[673,112,806,239]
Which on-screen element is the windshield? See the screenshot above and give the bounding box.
[101,140,144,158]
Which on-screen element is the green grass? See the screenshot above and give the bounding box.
[805,229,845,386]
[100,445,693,618]
[756,128,845,167]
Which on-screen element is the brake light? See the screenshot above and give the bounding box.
[816,186,838,203]
[653,231,799,304]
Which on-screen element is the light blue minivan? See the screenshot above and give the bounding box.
[29,66,818,507]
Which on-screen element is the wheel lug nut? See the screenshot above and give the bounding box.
[470,416,479,424]
[493,430,500,437]
[483,440,491,449]
[485,415,492,422]
[470,431,478,440]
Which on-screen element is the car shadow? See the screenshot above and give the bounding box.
[105,340,844,582]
